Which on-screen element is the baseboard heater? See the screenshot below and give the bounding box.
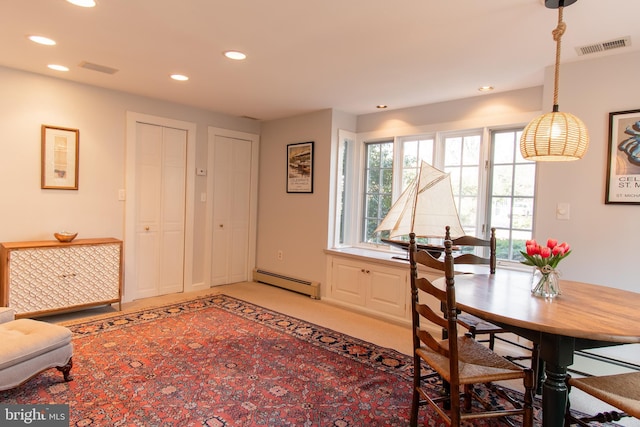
[252,269,320,299]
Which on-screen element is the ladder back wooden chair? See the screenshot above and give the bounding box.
[565,372,640,426]
[409,234,534,427]
[445,225,543,393]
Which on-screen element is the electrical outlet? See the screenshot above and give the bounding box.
[277,250,283,261]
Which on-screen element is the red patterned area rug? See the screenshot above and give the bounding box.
[3,295,554,426]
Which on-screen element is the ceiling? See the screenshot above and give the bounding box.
[2,0,639,121]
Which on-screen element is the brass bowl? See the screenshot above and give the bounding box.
[54,232,77,243]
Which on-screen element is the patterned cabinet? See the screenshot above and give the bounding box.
[0,238,123,318]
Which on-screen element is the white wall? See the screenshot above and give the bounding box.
[0,66,260,287]
[256,109,335,288]
[534,51,640,291]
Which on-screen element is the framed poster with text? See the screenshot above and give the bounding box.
[286,141,314,193]
[605,110,640,204]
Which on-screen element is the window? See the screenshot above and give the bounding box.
[488,129,536,262]
[401,137,434,190]
[333,125,536,266]
[443,133,482,236]
[363,141,393,244]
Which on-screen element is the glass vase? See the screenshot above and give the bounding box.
[531,266,561,299]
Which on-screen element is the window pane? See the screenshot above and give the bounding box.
[488,129,535,262]
[458,196,477,234]
[493,132,515,164]
[367,168,380,192]
[336,136,348,245]
[444,137,462,166]
[514,163,536,196]
[363,141,393,244]
[492,164,513,197]
[494,228,511,260]
[403,140,418,168]
[366,194,379,217]
[511,229,532,261]
[381,143,393,168]
[491,197,512,228]
[447,166,461,195]
[512,197,534,229]
[460,166,479,195]
[403,169,417,189]
[462,135,480,165]
[402,137,434,191]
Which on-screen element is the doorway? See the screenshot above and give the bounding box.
[206,127,259,286]
[124,112,196,302]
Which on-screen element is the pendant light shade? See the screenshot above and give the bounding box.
[520,1,589,162]
[520,110,589,161]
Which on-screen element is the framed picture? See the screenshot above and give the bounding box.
[605,110,640,204]
[41,125,79,190]
[287,141,314,193]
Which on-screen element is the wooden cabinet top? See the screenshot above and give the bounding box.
[1,238,122,250]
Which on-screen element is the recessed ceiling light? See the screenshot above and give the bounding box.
[66,0,96,7]
[376,105,388,109]
[478,86,494,92]
[223,51,247,61]
[48,64,69,72]
[170,74,189,81]
[28,35,56,46]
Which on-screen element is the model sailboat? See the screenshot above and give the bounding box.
[375,161,465,256]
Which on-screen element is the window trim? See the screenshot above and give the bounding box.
[330,117,538,266]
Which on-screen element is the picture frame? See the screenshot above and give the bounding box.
[605,110,640,204]
[41,125,79,190]
[286,141,314,193]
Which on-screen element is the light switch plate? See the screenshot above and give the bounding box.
[556,203,570,220]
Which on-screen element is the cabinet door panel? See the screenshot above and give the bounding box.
[66,243,121,305]
[367,267,407,317]
[8,248,68,313]
[332,260,366,305]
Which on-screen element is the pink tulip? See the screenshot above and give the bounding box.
[547,238,558,249]
[540,247,551,258]
[526,239,537,247]
[552,246,565,256]
[559,242,570,252]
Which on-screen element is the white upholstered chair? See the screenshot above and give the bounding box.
[0,307,73,391]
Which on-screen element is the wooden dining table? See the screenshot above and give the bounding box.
[433,268,640,427]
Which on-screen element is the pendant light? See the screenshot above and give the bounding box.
[520,0,589,162]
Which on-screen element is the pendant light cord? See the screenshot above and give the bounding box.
[551,6,566,112]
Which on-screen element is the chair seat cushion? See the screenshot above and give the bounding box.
[570,372,640,419]
[0,319,72,370]
[416,335,525,384]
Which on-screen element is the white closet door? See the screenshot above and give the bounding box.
[211,135,252,285]
[135,123,186,298]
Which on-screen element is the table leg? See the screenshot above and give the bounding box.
[539,334,575,427]
[542,362,568,427]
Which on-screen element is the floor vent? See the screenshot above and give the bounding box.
[253,269,320,299]
[576,36,630,56]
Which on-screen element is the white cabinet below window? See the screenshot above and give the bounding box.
[326,253,409,323]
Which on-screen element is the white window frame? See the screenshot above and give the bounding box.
[330,120,536,270]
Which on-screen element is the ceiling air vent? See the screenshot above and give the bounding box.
[78,61,119,74]
[576,36,631,56]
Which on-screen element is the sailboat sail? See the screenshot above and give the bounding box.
[374,161,465,239]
